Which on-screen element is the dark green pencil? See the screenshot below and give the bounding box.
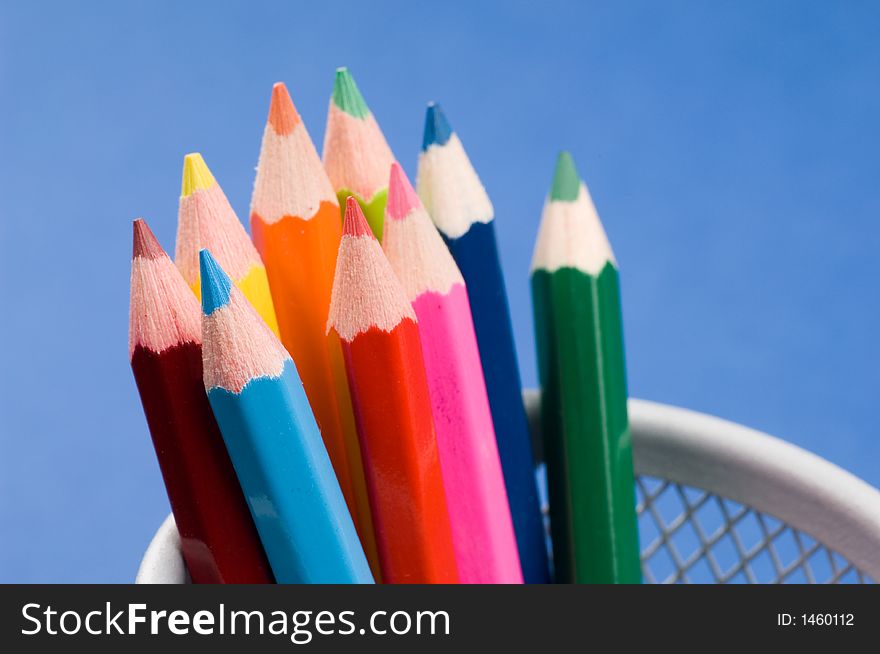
[530,152,640,583]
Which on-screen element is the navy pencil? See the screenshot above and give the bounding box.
[416,104,551,583]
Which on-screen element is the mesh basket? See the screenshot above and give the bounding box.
[636,478,872,584]
[138,397,880,583]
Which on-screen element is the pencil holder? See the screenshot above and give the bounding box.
[137,394,880,584]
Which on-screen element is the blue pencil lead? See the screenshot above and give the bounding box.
[422,102,454,151]
[199,249,233,315]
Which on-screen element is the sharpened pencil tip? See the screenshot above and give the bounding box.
[332,67,370,119]
[182,153,217,198]
[343,196,374,238]
[132,218,165,260]
[386,163,421,221]
[268,82,300,136]
[422,102,453,151]
[199,249,233,315]
[550,151,581,202]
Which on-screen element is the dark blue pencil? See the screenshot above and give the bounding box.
[416,104,551,583]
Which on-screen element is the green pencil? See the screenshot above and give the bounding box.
[530,152,641,584]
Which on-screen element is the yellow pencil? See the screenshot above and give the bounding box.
[175,153,279,336]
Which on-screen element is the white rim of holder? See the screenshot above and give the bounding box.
[624,397,880,579]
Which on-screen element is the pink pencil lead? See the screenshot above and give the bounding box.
[386,163,422,222]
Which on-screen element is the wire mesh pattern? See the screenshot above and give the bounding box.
[636,476,874,584]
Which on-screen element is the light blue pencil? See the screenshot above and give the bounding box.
[199,249,373,584]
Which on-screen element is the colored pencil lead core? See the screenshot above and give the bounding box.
[132,218,164,260]
[182,153,217,198]
[268,82,300,136]
[343,196,374,238]
[333,67,370,119]
[422,102,453,151]
[386,163,422,221]
[199,249,233,315]
[550,151,581,202]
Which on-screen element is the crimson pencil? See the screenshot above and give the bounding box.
[327,197,459,584]
[129,219,273,583]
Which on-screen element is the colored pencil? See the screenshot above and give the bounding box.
[417,103,550,583]
[382,163,522,584]
[200,249,373,584]
[249,82,380,576]
[530,152,641,584]
[322,67,395,241]
[176,152,279,336]
[129,219,273,584]
[327,197,459,584]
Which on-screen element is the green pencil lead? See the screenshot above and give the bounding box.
[550,151,581,202]
[332,67,370,119]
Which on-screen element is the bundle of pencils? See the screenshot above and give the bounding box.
[128,70,640,585]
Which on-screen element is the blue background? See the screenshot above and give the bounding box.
[1,1,878,582]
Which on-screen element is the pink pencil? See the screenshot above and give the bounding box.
[382,163,522,584]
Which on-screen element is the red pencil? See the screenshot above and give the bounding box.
[327,198,459,584]
[129,219,273,584]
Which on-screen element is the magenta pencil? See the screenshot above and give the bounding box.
[382,163,522,583]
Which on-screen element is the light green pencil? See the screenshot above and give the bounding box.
[322,67,395,240]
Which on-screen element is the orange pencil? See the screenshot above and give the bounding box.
[327,197,459,584]
[249,82,379,575]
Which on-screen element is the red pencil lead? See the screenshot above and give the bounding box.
[343,196,374,239]
[132,218,165,260]
[268,82,300,136]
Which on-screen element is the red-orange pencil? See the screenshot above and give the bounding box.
[327,197,459,584]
